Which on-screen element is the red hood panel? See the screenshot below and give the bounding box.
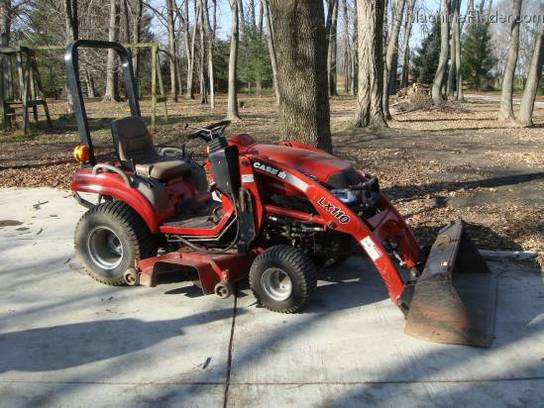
[248,144,352,182]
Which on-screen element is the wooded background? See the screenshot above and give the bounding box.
[0,0,543,149]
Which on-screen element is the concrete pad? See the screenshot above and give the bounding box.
[1,188,233,407]
[230,258,544,406]
[1,187,543,407]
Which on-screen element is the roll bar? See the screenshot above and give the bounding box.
[64,40,140,165]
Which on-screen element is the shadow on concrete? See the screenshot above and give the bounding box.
[329,262,544,406]
[307,258,389,312]
[0,307,239,373]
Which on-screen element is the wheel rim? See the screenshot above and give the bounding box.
[260,267,292,301]
[87,226,124,270]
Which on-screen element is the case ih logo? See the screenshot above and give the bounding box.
[318,197,351,224]
[253,161,287,179]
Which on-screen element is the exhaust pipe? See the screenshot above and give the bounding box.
[405,220,497,347]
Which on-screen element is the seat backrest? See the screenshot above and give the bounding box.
[111,117,158,165]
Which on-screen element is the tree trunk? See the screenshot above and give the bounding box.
[198,1,207,104]
[248,0,256,27]
[0,0,11,128]
[342,0,350,94]
[268,0,332,152]
[239,0,245,25]
[104,0,119,102]
[251,0,263,96]
[383,0,405,118]
[354,0,387,128]
[186,0,199,99]
[257,0,264,33]
[212,0,217,38]
[263,0,280,105]
[454,0,463,100]
[326,0,339,96]
[165,0,178,101]
[350,0,358,95]
[517,21,544,127]
[447,2,457,99]
[201,0,215,109]
[432,0,450,105]
[499,0,522,122]
[389,49,398,94]
[400,0,414,89]
[84,69,97,98]
[131,0,142,79]
[227,0,241,121]
[63,0,78,113]
[179,0,190,97]
[121,0,130,42]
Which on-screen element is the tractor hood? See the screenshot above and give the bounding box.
[248,144,360,188]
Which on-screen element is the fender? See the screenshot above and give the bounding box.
[70,168,161,233]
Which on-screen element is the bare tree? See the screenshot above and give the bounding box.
[226,0,240,121]
[257,0,263,32]
[165,0,178,101]
[63,0,78,113]
[268,0,332,152]
[499,0,522,122]
[104,0,120,102]
[350,0,358,95]
[176,0,190,98]
[0,0,9,48]
[200,0,215,109]
[354,0,387,128]
[0,0,11,128]
[454,0,463,100]
[447,0,458,98]
[326,0,339,96]
[130,0,143,78]
[63,0,78,42]
[262,0,279,105]
[383,0,405,118]
[400,0,415,89]
[186,0,199,99]
[432,0,449,105]
[249,0,263,96]
[517,19,544,127]
[341,0,350,94]
[198,0,207,104]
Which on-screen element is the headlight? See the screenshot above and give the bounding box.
[330,188,359,204]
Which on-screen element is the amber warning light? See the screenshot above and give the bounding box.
[73,145,90,163]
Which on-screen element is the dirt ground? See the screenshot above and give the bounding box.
[0,94,542,263]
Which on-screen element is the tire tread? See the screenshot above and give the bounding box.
[249,245,317,313]
[75,200,156,286]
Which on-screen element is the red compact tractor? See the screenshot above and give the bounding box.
[66,41,496,347]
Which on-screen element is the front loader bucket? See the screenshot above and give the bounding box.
[405,220,497,347]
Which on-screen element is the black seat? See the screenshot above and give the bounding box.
[111,117,191,181]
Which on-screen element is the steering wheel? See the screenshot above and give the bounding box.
[187,120,231,142]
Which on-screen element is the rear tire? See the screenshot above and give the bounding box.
[74,201,158,286]
[249,245,317,313]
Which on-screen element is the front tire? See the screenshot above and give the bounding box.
[249,245,317,313]
[74,201,157,286]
